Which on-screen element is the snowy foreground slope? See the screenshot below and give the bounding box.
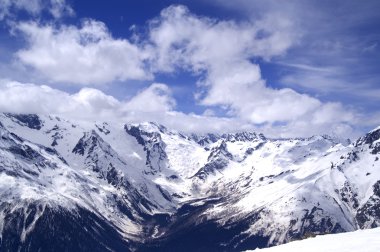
[246,227,380,252]
[0,113,380,251]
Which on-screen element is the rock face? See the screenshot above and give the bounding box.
[5,113,43,130]
[125,124,169,175]
[1,113,380,251]
[0,202,132,252]
[192,140,233,180]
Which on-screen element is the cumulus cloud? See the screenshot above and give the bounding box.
[3,4,373,138]
[146,5,299,122]
[0,80,365,138]
[145,5,357,129]
[0,80,175,120]
[0,0,73,20]
[0,80,120,120]
[148,5,295,72]
[123,83,176,113]
[0,79,254,133]
[16,20,151,85]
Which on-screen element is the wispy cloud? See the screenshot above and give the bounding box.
[276,62,339,74]
[0,0,73,20]
[207,0,380,101]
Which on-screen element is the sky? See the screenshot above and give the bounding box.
[0,0,379,138]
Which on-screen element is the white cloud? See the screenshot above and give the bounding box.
[1,0,39,20]
[3,4,376,138]
[0,0,73,20]
[16,20,151,85]
[49,0,73,18]
[123,83,175,113]
[145,5,358,131]
[0,80,121,120]
[279,65,380,100]
[147,5,296,73]
[209,0,380,102]
[311,103,354,125]
[0,79,254,134]
[0,80,366,138]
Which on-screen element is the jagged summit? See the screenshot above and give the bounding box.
[356,126,380,146]
[1,113,380,251]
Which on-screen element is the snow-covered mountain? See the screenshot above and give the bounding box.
[245,227,380,252]
[1,113,380,251]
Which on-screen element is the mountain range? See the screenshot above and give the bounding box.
[0,113,380,251]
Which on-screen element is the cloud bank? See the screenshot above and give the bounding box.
[0,79,363,138]
[0,80,249,134]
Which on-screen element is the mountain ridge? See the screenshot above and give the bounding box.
[1,112,380,251]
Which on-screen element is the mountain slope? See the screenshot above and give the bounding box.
[1,113,380,251]
[245,227,380,252]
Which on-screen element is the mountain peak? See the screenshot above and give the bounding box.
[356,126,380,147]
[2,113,380,251]
[126,121,168,134]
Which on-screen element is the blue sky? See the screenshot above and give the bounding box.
[0,0,379,138]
